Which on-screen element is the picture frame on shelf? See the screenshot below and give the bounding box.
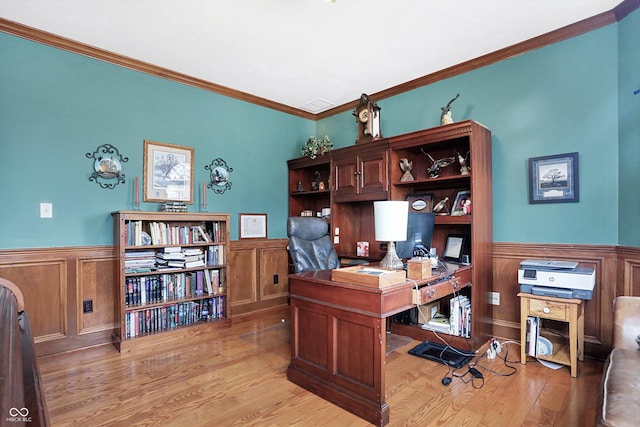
[406,193,434,213]
[451,190,471,216]
[443,234,466,262]
[239,213,268,239]
[529,152,579,204]
[144,140,194,203]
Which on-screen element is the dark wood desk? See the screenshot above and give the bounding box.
[287,268,472,426]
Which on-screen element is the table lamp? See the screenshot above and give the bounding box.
[374,201,409,270]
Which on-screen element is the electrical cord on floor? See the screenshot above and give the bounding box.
[447,362,485,389]
[475,340,519,378]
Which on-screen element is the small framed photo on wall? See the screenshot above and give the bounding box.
[239,213,268,239]
[529,152,579,204]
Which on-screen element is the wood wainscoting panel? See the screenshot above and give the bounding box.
[228,246,258,307]
[0,258,66,341]
[618,246,640,296]
[0,246,116,356]
[260,244,289,301]
[77,256,117,335]
[1,242,637,357]
[229,239,289,318]
[492,243,620,359]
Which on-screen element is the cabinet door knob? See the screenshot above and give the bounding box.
[543,307,550,314]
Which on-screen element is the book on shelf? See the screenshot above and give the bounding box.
[526,316,540,356]
[207,245,224,266]
[203,269,213,295]
[183,248,203,256]
[191,225,212,243]
[449,295,471,338]
[185,259,205,268]
[156,251,185,261]
[125,271,224,308]
[161,246,182,253]
[423,314,451,332]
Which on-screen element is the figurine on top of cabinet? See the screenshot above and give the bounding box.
[440,93,460,125]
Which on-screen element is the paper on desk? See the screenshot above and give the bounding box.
[357,268,393,275]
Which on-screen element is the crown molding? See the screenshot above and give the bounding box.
[0,18,316,120]
[317,6,627,119]
[2,0,637,122]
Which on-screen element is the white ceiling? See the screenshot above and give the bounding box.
[0,0,623,113]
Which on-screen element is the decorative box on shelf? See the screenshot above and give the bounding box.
[331,265,406,288]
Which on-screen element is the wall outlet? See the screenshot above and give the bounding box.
[82,299,93,313]
[273,274,279,284]
[489,292,500,306]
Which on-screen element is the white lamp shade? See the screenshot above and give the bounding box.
[373,201,409,242]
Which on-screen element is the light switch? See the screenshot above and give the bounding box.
[40,202,53,218]
[334,236,340,244]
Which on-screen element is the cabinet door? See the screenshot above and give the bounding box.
[333,157,359,198]
[359,150,388,195]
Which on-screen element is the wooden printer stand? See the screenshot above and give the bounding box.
[518,292,584,378]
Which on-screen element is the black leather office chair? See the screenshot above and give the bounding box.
[287,217,340,273]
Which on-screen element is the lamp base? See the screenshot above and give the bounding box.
[379,241,404,270]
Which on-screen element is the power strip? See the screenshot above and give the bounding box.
[487,339,502,359]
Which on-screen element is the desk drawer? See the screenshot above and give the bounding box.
[527,298,570,321]
[412,276,468,305]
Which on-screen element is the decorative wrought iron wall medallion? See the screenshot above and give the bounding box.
[86,144,128,189]
[205,158,233,194]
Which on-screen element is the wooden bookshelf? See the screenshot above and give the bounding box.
[112,211,231,352]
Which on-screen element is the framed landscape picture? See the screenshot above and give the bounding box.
[144,140,194,203]
[529,152,579,204]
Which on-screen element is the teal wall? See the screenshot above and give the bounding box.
[322,21,626,245]
[1,9,638,249]
[0,33,313,249]
[617,8,640,246]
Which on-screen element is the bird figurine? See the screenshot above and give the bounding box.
[457,151,470,175]
[422,149,456,178]
[399,158,414,181]
[433,197,449,215]
[440,93,460,125]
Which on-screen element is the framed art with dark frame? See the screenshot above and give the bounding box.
[144,140,194,203]
[529,152,579,204]
[239,213,268,239]
[443,234,466,262]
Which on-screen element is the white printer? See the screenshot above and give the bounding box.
[518,259,595,300]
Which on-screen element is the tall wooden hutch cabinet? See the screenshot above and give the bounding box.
[387,120,493,349]
[287,120,493,351]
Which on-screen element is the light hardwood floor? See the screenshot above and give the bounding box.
[37,307,604,426]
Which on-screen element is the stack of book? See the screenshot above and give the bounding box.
[160,202,187,212]
[156,247,186,268]
[422,314,452,333]
[124,250,156,273]
[183,248,205,268]
[156,247,205,269]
